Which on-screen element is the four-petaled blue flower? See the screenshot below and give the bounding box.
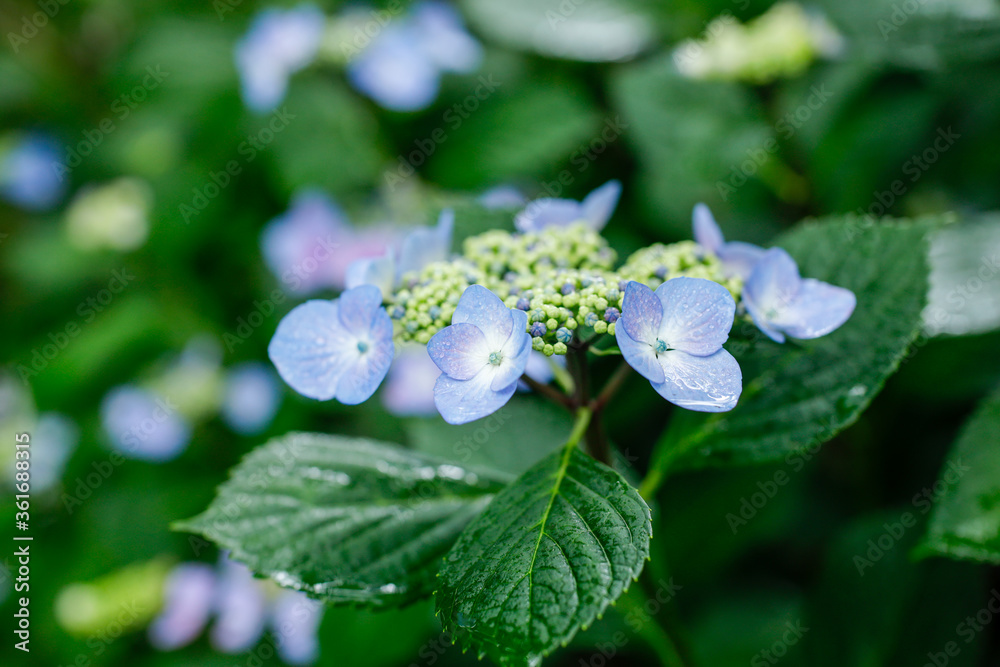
[692,203,766,279]
[268,285,394,404]
[427,285,531,424]
[742,247,857,344]
[616,278,742,412]
[515,180,622,233]
[235,5,325,113]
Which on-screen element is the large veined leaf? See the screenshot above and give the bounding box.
[647,216,936,477]
[917,387,1000,563]
[175,432,510,607]
[436,444,652,665]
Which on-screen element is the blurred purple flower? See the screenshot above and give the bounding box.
[515,180,622,233]
[346,208,454,291]
[269,285,395,404]
[260,191,398,295]
[150,557,324,664]
[148,564,216,650]
[346,2,481,111]
[0,133,65,211]
[517,351,564,392]
[742,247,857,344]
[692,203,766,280]
[100,385,191,462]
[381,345,440,416]
[222,362,282,435]
[28,413,78,492]
[235,5,326,112]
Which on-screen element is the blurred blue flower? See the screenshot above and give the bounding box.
[28,413,78,492]
[101,385,191,461]
[478,185,526,209]
[346,1,481,111]
[0,133,65,210]
[260,190,398,295]
[222,362,282,435]
[428,285,531,424]
[517,351,564,392]
[692,203,766,279]
[148,563,216,651]
[616,278,742,412]
[235,4,326,112]
[514,180,622,233]
[742,247,857,344]
[381,344,440,417]
[346,208,454,290]
[150,557,323,665]
[269,285,394,404]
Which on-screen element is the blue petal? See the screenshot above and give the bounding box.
[210,559,267,653]
[268,300,357,400]
[451,285,513,350]
[434,370,518,425]
[655,277,734,356]
[412,1,483,73]
[652,349,742,412]
[742,247,802,343]
[271,592,323,665]
[773,278,857,340]
[616,320,665,384]
[491,309,531,390]
[335,307,394,405]
[427,323,490,380]
[148,564,216,650]
[718,241,767,280]
[580,180,622,230]
[514,199,585,232]
[337,284,385,336]
[397,209,453,277]
[692,203,724,253]
[346,27,440,111]
[619,281,662,345]
[345,251,396,295]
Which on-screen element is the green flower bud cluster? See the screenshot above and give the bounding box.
[387,225,742,354]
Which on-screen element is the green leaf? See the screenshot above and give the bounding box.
[175,432,510,607]
[436,445,652,665]
[407,395,574,476]
[924,215,1000,337]
[918,387,1000,563]
[647,216,936,478]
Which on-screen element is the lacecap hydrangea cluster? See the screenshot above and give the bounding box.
[268,180,857,425]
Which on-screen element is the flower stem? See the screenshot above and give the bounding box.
[520,374,574,411]
[565,405,593,451]
[590,361,632,413]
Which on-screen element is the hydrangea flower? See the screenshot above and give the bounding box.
[25,413,78,493]
[514,180,622,233]
[235,4,325,112]
[269,285,394,404]
[478,185,526,210]
[346,208,454,291]
[101,385,192,461]
[742,247,857,344]
[0,133,65,210]
[427,285,531,424]
[346,2,481,111]
[616,278,742,412]
[260,191,398,295]
[221,362,282,435]
[692,203,766,280]
[149,557,322,665]
[381,345,440,417]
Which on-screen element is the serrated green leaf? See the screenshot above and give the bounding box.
[918,387,1000,564]
[436,444,652,665]
[175,432,511,607]
[646,217,935,478]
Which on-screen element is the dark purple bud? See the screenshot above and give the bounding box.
[604,307,620,323]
